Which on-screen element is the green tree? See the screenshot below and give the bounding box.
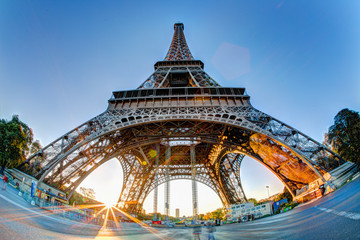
[274,187,292,203]
[203,212,212,220]
[211,208,226,220]
[325,108,360,166]
[29,140,42,155]
[248,198,258,206]
[80,187,96,199]
[28,140,43,175]
[69,189,99,206]
[0,115,33,174]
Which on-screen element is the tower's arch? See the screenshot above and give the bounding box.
[20,117,342,207]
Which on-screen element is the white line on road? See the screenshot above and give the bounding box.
[0,193,148,234]
[243,216,290,225]
[0,193,94,227]
[315,206,360,220]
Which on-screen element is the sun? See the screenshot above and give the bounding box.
[103,200,116,208]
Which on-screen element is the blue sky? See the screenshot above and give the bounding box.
[1,1,359,216]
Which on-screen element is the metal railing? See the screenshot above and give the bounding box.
[1,171,118,228]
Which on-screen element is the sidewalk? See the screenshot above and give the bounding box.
[0,173,150,236]
[0,173,104,228]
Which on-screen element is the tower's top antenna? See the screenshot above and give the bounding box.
[164,23,194,61]
[174,22,184,30]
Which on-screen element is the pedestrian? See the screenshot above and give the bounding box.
[2,174,8,190]
[206,222,216,240]
[192,225,202,240]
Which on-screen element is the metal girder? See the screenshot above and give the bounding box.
[164,23,194,61]
[19,108,344,204]
[19,113,345,208]
[138,66,220,89]
[218,152,247,204]
[138,22,219,89]
[153,143,159,219]
[191,144,198,221]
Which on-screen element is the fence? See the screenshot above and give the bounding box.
[1,170,118,228]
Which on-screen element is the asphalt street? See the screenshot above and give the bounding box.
[0,177,359,240]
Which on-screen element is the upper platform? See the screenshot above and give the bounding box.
[154,60,204,70]
[108,87,250,110]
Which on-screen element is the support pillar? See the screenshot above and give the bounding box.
[59,137,65,185]
[153,144,160,221]
[191,144,198,223]
[164,145,171,222]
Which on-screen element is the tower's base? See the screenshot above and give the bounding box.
[295,161,358,203]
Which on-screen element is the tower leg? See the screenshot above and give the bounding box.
[153,144,160,221]
[164,145,171,222]
[191,144,198,223]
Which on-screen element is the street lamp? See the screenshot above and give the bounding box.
[266,186,270,199]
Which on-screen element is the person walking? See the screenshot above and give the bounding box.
[206,222,216,240]
[192,225,202,240]
[2,174,8,190]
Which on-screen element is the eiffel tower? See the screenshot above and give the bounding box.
[20,23,347,218]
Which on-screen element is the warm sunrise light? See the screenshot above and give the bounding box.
[104,200,116,208]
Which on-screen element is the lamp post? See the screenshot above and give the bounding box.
[266,186,270,199]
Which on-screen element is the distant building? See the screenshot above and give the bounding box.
[175,208,180,218]
[228,202,273,220]
[227,202,254,219]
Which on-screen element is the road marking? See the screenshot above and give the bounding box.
[0,193,95,227]
[315,206,360,220]
[245,216,290,225]
[0,193,150,234]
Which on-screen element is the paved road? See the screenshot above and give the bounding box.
[1,177,360,240]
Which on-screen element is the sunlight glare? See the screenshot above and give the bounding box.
[104,200,116,208]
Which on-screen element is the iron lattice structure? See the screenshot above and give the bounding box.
[20,23,345,214]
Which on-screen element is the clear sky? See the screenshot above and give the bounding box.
[1,1,359,216]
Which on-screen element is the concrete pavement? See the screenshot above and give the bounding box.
[1,177,360,239]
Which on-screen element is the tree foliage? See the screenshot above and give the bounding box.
[247,198,258,206]
[69,189,99,206]
[0,115,33,173]
[325,108,360,166]
[29,140,42,156]
[80,187,96,199]
[211,208,226,220]
[274,187,292,202]
[202,208,226,220]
